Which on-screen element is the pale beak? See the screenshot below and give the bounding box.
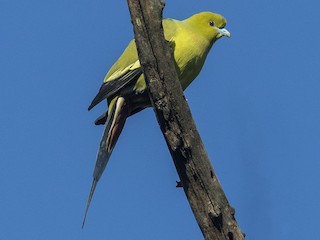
[217,28,231,38]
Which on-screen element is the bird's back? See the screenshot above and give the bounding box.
[104,16,212,91]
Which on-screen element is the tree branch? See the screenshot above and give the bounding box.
[126,0,244,239]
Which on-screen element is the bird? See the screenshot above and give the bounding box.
[82,11,230,228]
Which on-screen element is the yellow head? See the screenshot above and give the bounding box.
[185,12,231,44]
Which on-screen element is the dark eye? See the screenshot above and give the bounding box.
[209,20,215,27]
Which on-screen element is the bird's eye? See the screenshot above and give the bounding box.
[209,20,215,27]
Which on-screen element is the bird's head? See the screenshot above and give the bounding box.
[186,12,231,44]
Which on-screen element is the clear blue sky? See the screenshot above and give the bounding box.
[1,0,319,239]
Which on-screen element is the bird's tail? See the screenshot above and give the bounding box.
[82,96,129,228]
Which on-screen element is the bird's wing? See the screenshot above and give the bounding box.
[88,37,142,111]
[88,61,142,111]
[88,19,180,111]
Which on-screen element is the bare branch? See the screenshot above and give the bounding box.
[127,0,244,239]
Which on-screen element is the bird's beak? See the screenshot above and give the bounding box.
[217,28,231,38]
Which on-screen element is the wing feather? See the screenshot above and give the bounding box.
[88,65,142,110]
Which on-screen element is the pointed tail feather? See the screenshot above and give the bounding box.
[93,97,128,180]
[82,178,97,228]
[83,97,129,227]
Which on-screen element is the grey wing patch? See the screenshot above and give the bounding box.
[88,67,143,111]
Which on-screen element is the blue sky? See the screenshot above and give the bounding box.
[1,0,320,239]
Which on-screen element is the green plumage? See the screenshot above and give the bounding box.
[83,11,230,227]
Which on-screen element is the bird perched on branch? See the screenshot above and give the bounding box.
[82,11,230,227]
